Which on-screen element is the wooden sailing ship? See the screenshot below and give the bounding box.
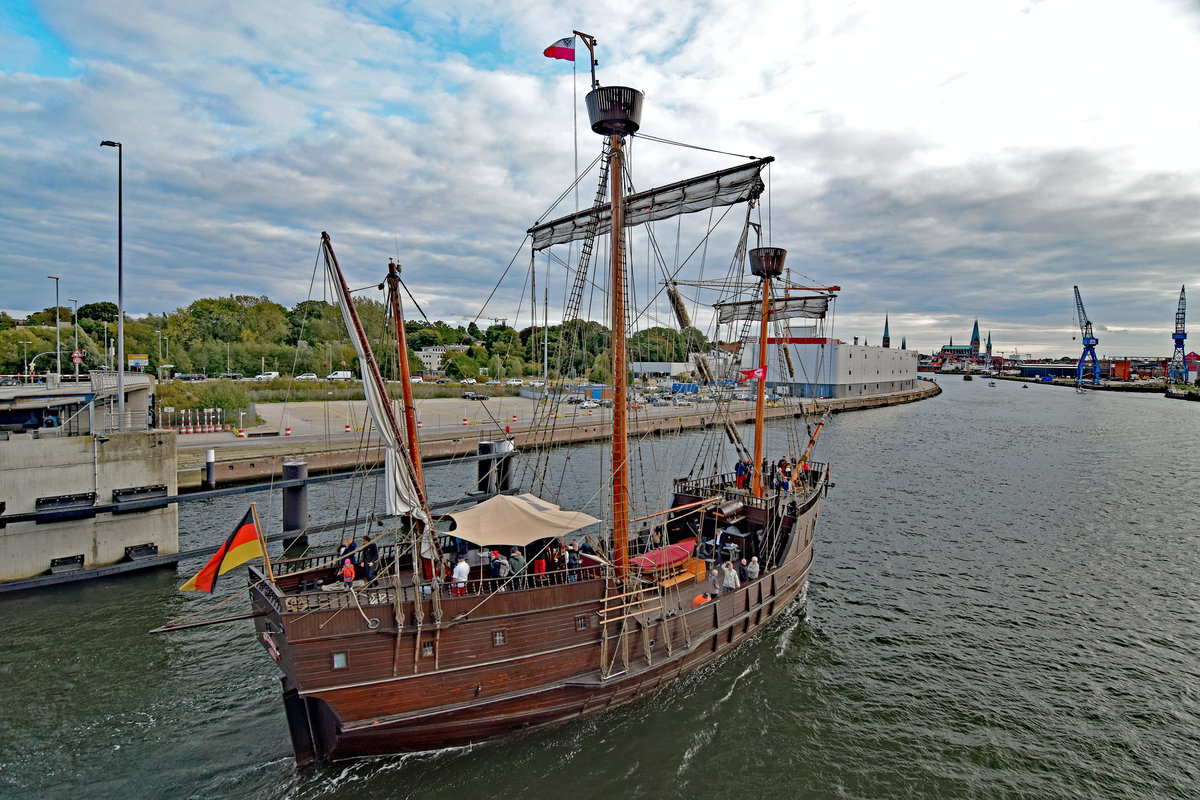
[248,37,836,764]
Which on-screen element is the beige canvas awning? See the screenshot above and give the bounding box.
[445,494,602,547]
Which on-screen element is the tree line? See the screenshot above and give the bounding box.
[1,295,711,382]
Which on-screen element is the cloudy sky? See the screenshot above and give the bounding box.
[2,0,1197,357]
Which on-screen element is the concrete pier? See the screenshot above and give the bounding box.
[174,384,939,491]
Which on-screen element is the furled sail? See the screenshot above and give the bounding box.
[716,294,832,324]
[322,243,430,525]
[529,157,774,251]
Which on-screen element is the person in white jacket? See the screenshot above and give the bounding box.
[721,560,741,593]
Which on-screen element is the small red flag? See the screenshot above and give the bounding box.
[180,507,263,592]
[544,36,575,61]
[739,366,767,382]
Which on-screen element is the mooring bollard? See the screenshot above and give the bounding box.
[282,460,309,548]
[205,449,216,490]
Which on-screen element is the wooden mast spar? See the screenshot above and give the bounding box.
[748,246,787,498]
[580,33,644,580]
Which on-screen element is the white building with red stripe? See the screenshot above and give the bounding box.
[740,326,919,399]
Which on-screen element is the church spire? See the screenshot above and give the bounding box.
[882,314,891,348]
[970,319,980,357]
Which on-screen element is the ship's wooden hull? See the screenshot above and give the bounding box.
[251,480,822,764]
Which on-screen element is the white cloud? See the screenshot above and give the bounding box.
[0,0,1197,358]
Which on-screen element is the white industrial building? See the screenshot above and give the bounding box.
[740,326,919,398]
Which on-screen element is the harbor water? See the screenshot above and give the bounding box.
[1,378,1197,799]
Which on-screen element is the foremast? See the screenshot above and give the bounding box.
[320,233,431,530]
[386,259,426,498]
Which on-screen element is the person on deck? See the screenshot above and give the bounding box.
[532,544,548,586]
[337,536,357,566]
[508,548,526,590]
[339,558,356,589]
[692,592,712,607]
[567,542,581,582]
[738,558,749,583]
[746,556,760,580]
[709,563,722,595]
[488,550,506,591]
[721,560,741,594]
[359,534,379,582]
[452,556,470,596]
[734,458,747,489]
[549,540,567,584]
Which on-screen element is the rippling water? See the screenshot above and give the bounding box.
[2,379,1198,799]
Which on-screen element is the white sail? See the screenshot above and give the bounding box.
[323,248,430,525]
[529,157,773,251]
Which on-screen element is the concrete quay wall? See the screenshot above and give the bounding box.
[0,430,179,581]
[177,384,939,491]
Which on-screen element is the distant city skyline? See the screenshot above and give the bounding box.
[2,1,1197,358]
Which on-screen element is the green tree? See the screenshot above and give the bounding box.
[77,301,118,322]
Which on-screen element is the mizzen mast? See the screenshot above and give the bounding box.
[748,246,786,498]
[582,40,643,579]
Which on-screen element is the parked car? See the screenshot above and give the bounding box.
[599,398,613,407]
[218,372,243,380]
[651,398,671,406]
[409,376,423,383]
[462,390,488,400]
[565,394,583,404]
[327,370,353,381]
[460,377,477,385]
[579,400,599,409]
[255,372,280,381]
[529,380,546,387]
[485,380,502,386]
[435,377,452,384]
[294,373,318,381]
[505,378,523,386]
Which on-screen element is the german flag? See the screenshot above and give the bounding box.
[180,507,264,592]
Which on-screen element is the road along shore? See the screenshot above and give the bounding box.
[175,384,940,491]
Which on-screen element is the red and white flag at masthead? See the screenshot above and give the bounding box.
[739,366,767,382]
[544,36,575,61]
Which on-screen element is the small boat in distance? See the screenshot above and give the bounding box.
[963,373,974,381]
[242,34,834,765]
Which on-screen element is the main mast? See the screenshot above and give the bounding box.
[581,34,643,578]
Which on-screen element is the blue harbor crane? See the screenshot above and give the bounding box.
[1073,285,1100,385]
[1167,285,1187,384]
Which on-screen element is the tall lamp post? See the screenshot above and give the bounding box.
[47,275,60,375]
[100,140,124,430]
[19,341,32,383]
[68,298,79,377]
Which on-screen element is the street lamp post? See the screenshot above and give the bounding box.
[100,140,124,429]
[157,330,162,360]
[19,341,32,383]
[68,298,79,377]
[47,275,60,375]
[164,337,169,362]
